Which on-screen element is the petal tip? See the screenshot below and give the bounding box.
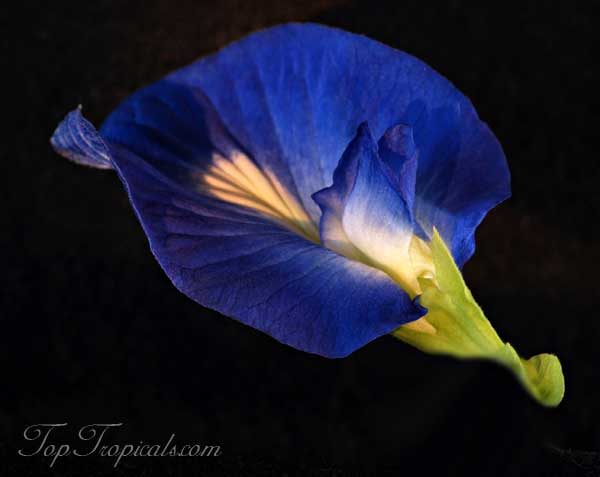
[50,107,113,170]
[380,123,416,159]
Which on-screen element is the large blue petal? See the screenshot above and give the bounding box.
[55,105,425,358]
[111,144,426,358]
[52,23,510,355]
[410,104,511,267]
[156,23,509,266]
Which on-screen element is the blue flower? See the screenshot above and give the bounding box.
[51,23,563,406]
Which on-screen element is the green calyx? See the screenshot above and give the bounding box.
[392,229,564,407]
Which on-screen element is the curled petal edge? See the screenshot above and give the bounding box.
[50,106,113,170]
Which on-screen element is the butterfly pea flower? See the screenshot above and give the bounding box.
[51,23,564,406]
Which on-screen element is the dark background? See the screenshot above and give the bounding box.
[3,1,600,475]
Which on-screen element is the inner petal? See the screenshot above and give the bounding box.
[313,123,434,297]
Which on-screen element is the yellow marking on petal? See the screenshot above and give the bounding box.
[205,186,281,218]
[199,152,319,243]
[203,174,247,195]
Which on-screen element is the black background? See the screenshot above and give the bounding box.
[3,1,600,475]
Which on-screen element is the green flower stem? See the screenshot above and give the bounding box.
[392,229,564,407]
